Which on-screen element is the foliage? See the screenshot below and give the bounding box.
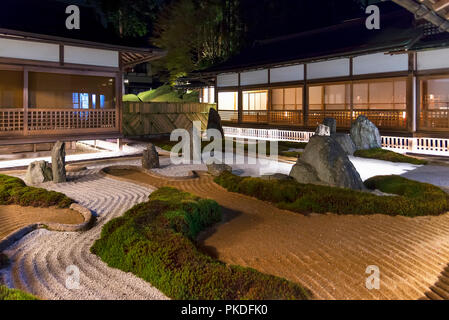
[214,172,449,217]
[91,187,310,300]
[0,175,73,208]
[152,0,242,81]
[354,148,428,165]
[89,0,162,37]
[0,285,38,300]
[123,94,141,102]
[135,85,199,103]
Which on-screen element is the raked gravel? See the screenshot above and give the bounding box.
[0,167,168,300]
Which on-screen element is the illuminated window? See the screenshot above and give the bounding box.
[309,83,350,110]
[271,87,302,110]
[243,90,268,111]
[218,91,238,110]
[201,87,215,104]
[29,72,115,109]
[353,78,406,110]
[0,70,23,108]
[421,77,449,110]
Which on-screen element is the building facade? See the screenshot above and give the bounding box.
[200,5,449,139]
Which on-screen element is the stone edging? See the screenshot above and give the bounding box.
[100,165,201,182]
[0,203,94,252]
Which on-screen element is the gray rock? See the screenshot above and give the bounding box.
[142,143,160,169]
[350,115,382,150]
[315,124,331,137]
[24,161,53,185]
[207,163,232,177]
[51,141,66,183]
[261,173,294,181]
[207,108,224,138]
[289,160,321,185]
[323,118,337,134]
[332,133,356,155]
[289,136,366,190]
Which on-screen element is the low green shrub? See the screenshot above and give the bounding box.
[214,172,449,217]
[0,175,73,208]
[0,285,38,300]
[91,187,310,300]
[354,148,427,165]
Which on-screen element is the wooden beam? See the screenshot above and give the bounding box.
[433,0,449,12]
[23,68,28,136]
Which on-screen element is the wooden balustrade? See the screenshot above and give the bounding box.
[420,110,449,130]
[221,109,407,130]
[0,109,24,135]
[0,108,118,137]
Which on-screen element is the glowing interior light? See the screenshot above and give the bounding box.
[430,94,435,100]
[402,111,406,119]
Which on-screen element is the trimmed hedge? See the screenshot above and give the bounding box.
[91,187,310,300]
[354,148,428,165]
[0,175,73,208]
[0,285,38,300]
[214,172,449,217]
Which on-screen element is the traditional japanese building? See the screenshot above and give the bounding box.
[0,0,164,151]
[198,2,449,139]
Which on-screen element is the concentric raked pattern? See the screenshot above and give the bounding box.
[105,166,449,300]
[2,168,167,300]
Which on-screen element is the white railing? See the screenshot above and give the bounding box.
[223,126,449,156]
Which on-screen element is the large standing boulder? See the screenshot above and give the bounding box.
[24,161,53,185]
[332,133,356,156]
[142,143,160,169]
[289,136,365,190]
[207,108,224,138]
[350,115,382,150]
[323,118,337,134]
[52,141,66,183]
[315,124,331,137]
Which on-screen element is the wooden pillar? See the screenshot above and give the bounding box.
[406,52,416,133]
[23,67,28,136]
[349,57,354,125]
[303,64,308,127]
[237,73,242,124]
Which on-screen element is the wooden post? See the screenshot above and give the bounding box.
[23,68,28,136]
[406,52,416,133]
[303,64,308,127]
[237,73,242,124]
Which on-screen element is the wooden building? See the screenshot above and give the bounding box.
[0,0,165,151]
[199,3,449,138]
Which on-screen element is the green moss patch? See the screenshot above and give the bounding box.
[0,285,38,300]
[354,148,427,165]
[214,172,449,217]
[91,187,310,300]
[0,175,73,208]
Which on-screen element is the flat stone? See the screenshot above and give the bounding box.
[24,161,53,185]
[207,163,232,177]
[315,124,331,137]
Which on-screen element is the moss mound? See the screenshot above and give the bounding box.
[354,148,427,165]
[91,187,310,300]
[0,285,38,300]
[0,174,73,208]
[214,172,449,217]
